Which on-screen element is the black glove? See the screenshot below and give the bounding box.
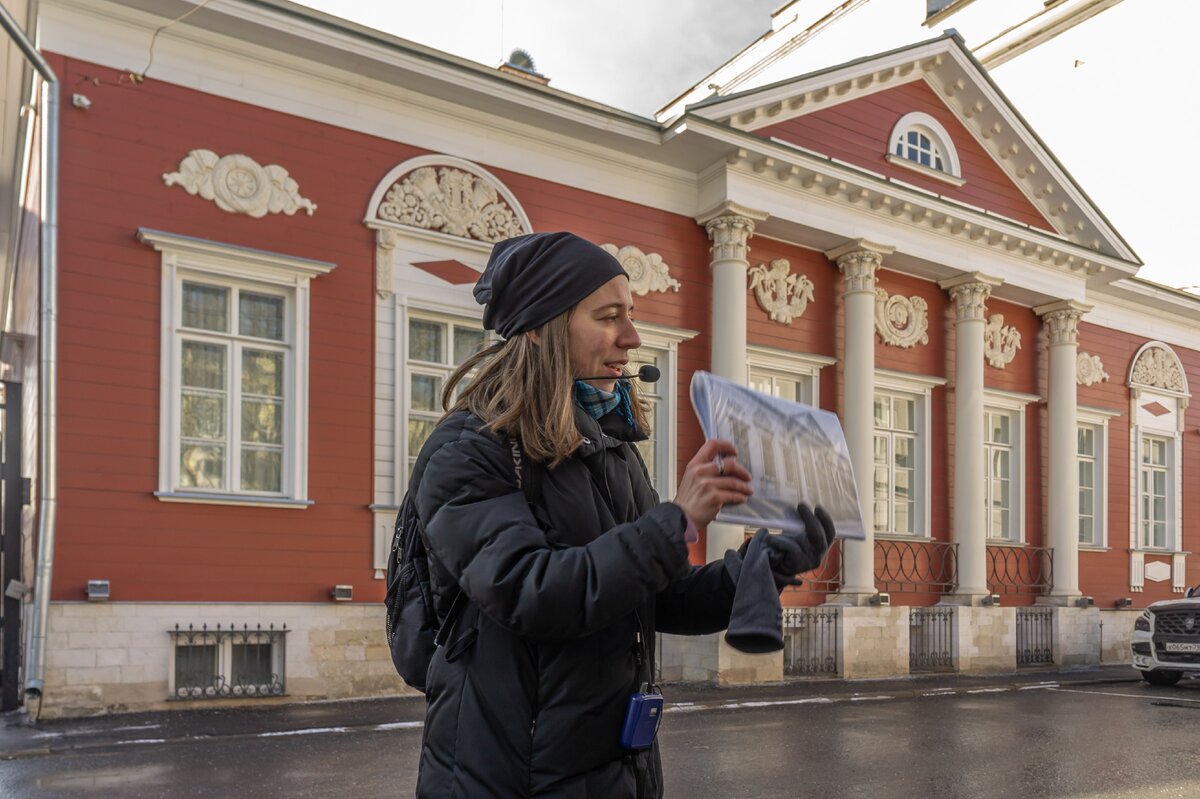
[737,503,837,590]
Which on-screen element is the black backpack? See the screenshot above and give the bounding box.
[384,438,538,693]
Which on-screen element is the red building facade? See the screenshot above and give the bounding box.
[6,0,1195,714]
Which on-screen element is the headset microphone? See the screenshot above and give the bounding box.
[578,364,661,383]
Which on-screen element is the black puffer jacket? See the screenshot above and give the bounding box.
[412,407,737,798]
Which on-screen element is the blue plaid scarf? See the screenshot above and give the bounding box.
[574,379,635,428]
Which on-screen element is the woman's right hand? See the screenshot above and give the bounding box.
[672,439,754,529]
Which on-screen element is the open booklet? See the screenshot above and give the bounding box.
[690,370,866,540]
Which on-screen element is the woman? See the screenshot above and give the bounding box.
[411,232,831,797]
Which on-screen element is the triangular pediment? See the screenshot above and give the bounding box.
[684,35,1137,263]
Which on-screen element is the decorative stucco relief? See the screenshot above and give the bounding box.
[163,150,316,218]
[376,166,522,242]
[1076,352,1109,386]
[1130,345,1185,392]
[747,259,814,325]
[984,314,1021,369]
[600,244,680,296]
[874,289,929,348]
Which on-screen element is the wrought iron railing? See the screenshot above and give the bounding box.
[783,607,840,676]
[784,537,843,596]
[909,607,955,672]
[1016,607,1054,666]
[987,545,1053,595]
[875,539,958,594]
[169,623,288,699]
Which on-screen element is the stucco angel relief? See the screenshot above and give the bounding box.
[376,166,523,243]
[984,314,1021,369]
[747,259,815,325]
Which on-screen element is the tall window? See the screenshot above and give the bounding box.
[1077,424,1098,545]
[629,345,666,491]
[984,409,1014,540]
[404,315,487,479]
[873,394,916,535]
[1140,435,1170,549]
[178,281,289,494]
[144,228,334,507]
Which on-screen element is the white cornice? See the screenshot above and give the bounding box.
[40,0,706,216]
[137,228,336,280]
[685,117,1135,281]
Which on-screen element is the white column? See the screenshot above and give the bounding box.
[1034,300,1091,600]
[938,273,1002,601]
[826,240,894,603]
[696,204,768,562]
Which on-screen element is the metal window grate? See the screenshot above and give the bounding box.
[1016,608,1054,666]
[783,607,840,676]
[909,607,955,672]
[169,623,288,699]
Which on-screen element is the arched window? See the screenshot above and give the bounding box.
[886,112,962,183]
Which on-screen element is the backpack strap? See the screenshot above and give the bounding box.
[435,436,539,646]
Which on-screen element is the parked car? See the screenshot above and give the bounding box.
[1131,584,1200,686]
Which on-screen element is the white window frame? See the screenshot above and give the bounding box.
[1077,406,1119,550]
[631,322,698,500]
[872,369,945,539]
[746,345,835,408]
[982,389,1037,544]
[1138,433,1173,551]
[885,111,965,186]
[1125,343,1190,591]
[141,229,334,508]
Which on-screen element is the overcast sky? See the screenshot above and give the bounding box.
[296,0,1195,290]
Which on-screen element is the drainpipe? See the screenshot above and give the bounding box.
[0,2,60,701]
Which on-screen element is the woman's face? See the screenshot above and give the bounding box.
[567,275,641,391]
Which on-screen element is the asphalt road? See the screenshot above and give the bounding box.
[4,678,1199,798]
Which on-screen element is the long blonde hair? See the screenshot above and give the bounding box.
[442,310,651,468]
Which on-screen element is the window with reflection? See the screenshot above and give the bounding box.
[984,409,1015,541]
[873,394,917,535]
[405,315,487,479]
[177,280,289,494]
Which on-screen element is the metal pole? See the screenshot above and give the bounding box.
[1,2,60,701]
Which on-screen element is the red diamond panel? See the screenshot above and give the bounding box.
[1142,401,1170,417]
[412,260,479,285]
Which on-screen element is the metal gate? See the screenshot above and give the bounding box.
[1,381,24,711]
[1016,607,1054,666]
[783,607,840,676]
[909,607,955,672]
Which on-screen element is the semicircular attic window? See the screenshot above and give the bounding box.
[886,112,963,186]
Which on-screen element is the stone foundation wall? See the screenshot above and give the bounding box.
[840,606,909,678]
[1054,606,1101,667]
[41,601,413,718]
[1099,609,1138,665]
[954,607,1016,672]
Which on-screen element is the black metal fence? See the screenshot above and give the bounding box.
[876,539,958,594]
[169,623,288,699]
[909,607,955,672]
[988,545,1053,595]
[1016,607,1054,666]
[783,607,840,676]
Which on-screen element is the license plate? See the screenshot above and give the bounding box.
[1165,642,1200,653]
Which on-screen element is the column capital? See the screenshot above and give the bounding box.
[1034,299,1092,346]
[939,272,1002,322]
[825,240,894,294]
[696,203,769,266]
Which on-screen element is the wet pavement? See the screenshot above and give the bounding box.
[3,665,1197,797]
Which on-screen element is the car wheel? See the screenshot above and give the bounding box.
[1141,669,1183,686]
